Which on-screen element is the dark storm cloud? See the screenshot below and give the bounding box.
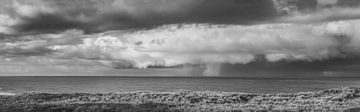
[13,14,85,33]
[176,0,277,23]
[3,0,360,34]
[10,0,360,34]
[8,0,278,34]
[337,0,360,7]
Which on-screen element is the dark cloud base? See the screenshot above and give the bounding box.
[11,0,278,34]
[4,0,360,35]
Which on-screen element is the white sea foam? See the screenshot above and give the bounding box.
[0,92,16,96]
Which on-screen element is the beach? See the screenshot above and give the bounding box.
[1,87,360,112]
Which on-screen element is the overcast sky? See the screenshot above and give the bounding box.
[1,0,360,77]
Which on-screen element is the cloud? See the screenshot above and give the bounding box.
[272,0,318,14]
[7,0,360,34]
[273,0,360,23]
[0,0,278,34]
[3,0,360,76]
[0,29,86,56]
[317,0,338,6]
[3,0,360,35]
[0,14,19,34]
[10,19,347,70]
[279,7,360,23]
[220,56,360,78]
[2,19,360,76]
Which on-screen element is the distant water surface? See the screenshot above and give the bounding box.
[0,76,359,94]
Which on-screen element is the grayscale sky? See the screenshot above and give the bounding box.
[1,0,360,77]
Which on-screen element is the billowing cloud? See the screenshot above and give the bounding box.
[273,0,360,23]
[50,20,360,68]
[2,19,360,70]
[2,0,360,77]
[279,6,360,23]
[0,14,19,34]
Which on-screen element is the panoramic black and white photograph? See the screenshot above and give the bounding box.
[1,0,360,111]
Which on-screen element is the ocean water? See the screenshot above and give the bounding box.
[0,76,360,94]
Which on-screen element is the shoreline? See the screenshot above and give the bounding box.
[0,92,15,96]
[1,87,360,112]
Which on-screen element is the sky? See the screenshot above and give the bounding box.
[1,0,360,77]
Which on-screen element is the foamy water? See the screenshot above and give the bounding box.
[0,92,15,96]
[0,87,15,96]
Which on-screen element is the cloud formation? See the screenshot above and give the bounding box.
[2,0,360,76]
[0,0,278,34]
[2,0,360,35]
[2,19,360,71]
[273,0,360,23]
[53,20,360,68]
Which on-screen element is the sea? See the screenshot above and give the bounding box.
[0,76,360,95]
